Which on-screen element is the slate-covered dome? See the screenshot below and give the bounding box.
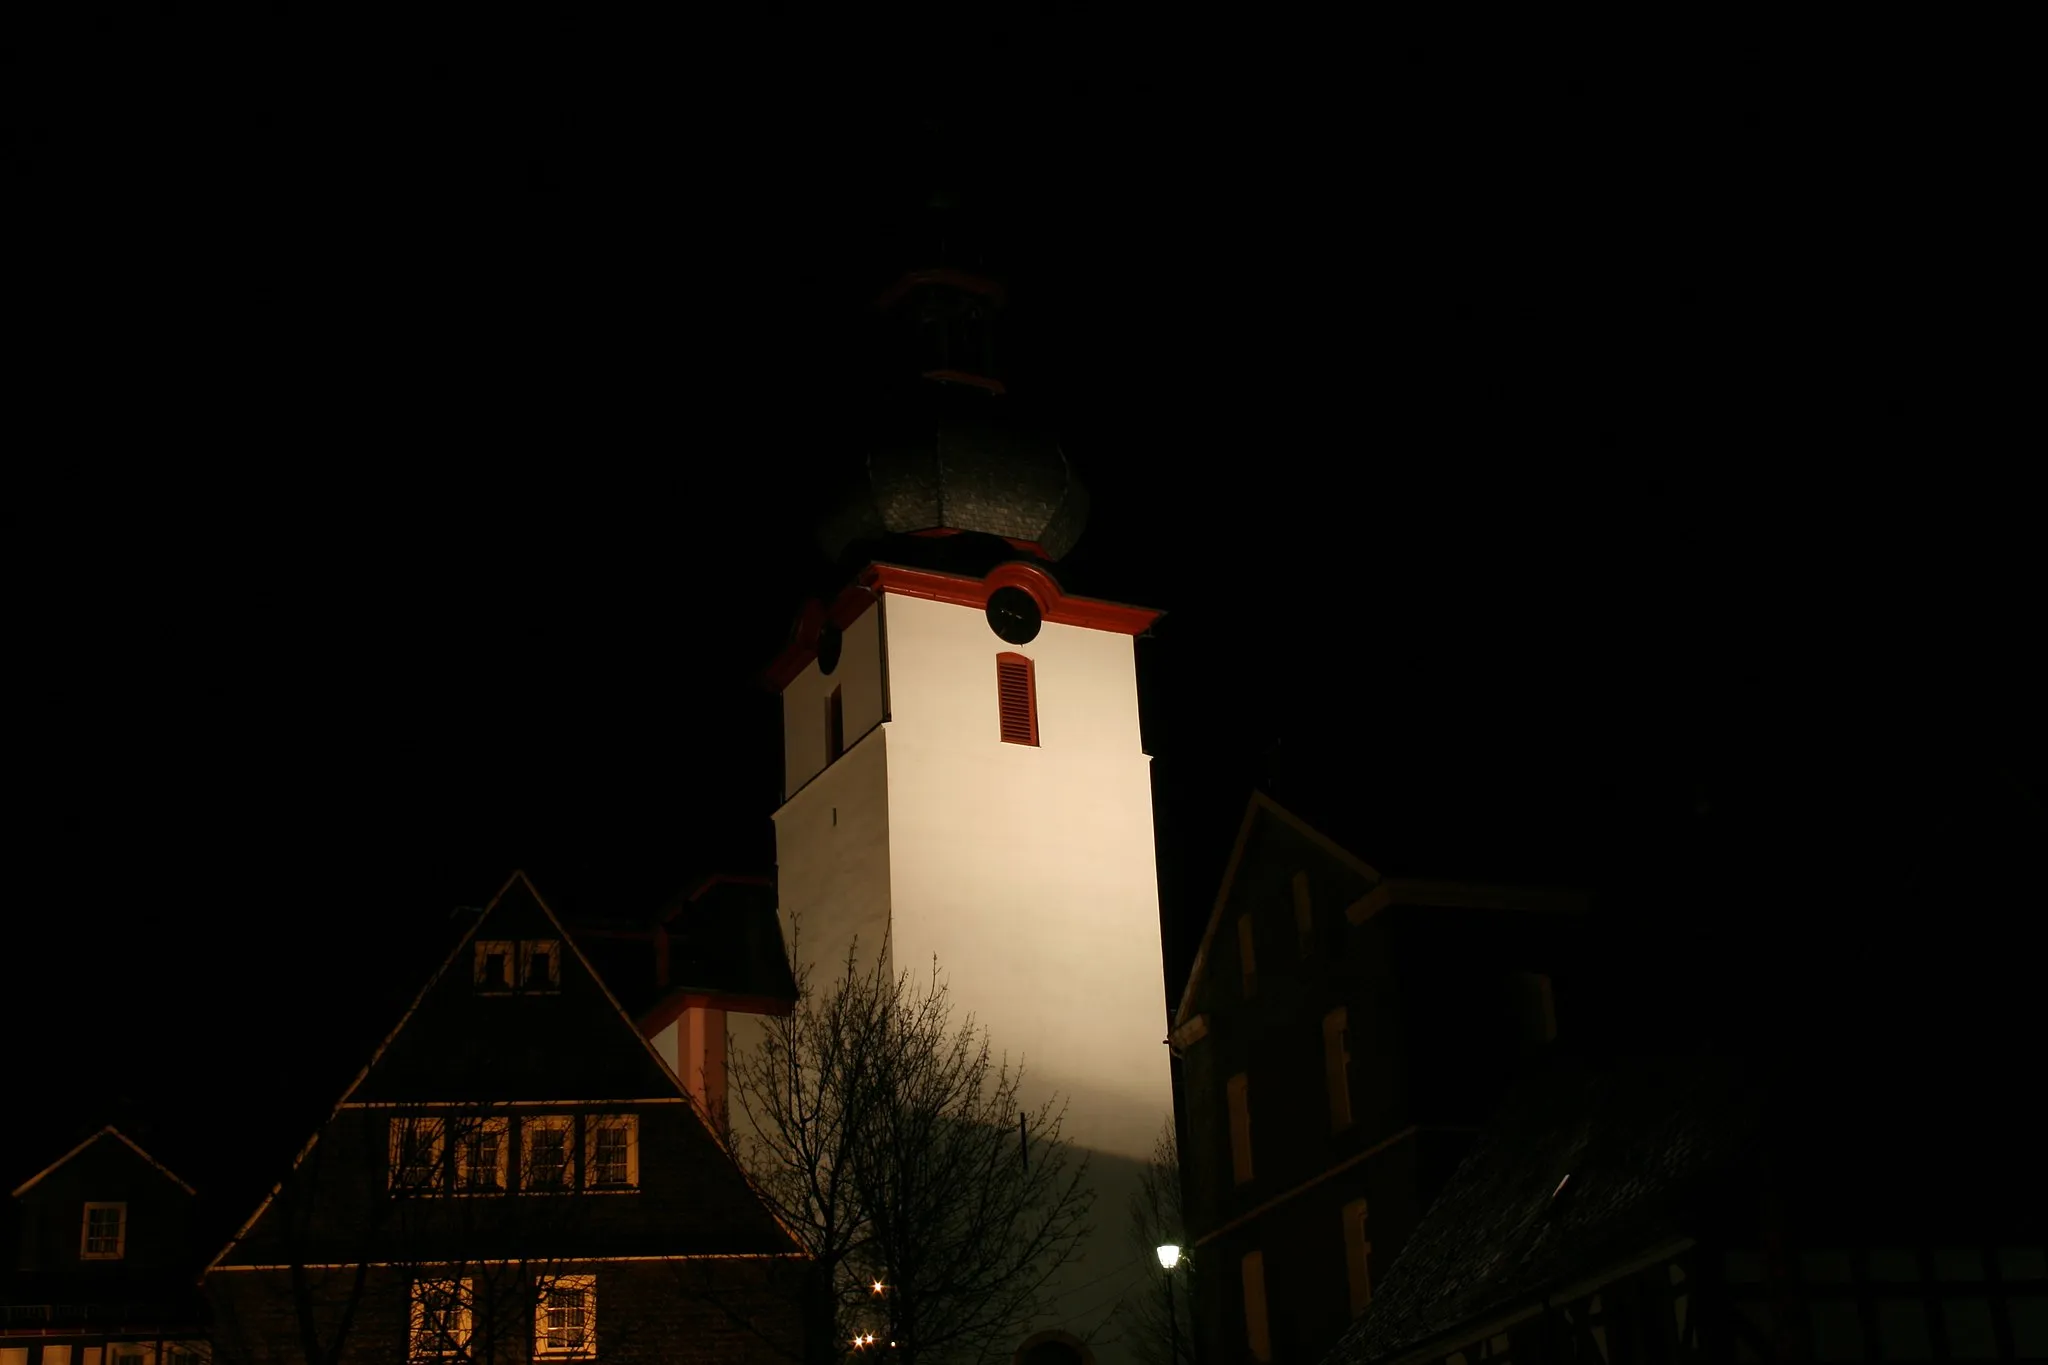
[817,377,1090,564]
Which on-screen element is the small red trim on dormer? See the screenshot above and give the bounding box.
[919,368,1007,395]
[873,267,1008,313]
[997,652,1038,746]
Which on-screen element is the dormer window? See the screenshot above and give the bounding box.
[996,653,1038,746]
[474,941,514,994]
[81,1201,126,1259]
[520,940,561,993]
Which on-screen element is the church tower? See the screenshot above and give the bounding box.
[763,199,1173,1363]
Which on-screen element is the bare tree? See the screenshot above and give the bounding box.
[731,935,1095,1365]
[1116,1122,1193,1365]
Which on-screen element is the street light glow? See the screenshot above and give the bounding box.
[1156,1243,1182,1269]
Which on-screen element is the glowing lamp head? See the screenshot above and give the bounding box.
[1156,1243,1182,1270]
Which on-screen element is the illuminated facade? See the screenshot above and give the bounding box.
[754,248,1177,1364]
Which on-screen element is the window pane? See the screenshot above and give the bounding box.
[1811,1298,1863,1361]
[1876,1299,1931,1361]
[1997,1247,2047,1281]
[1934,1248,1985,1280]
[1944,1298,1998,1359]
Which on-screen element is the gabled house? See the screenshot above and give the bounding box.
[202,870,807,1365]
[1172,793,1587,1364]
[3,1125,208,1365]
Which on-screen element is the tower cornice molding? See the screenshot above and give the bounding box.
[764,561,1159,691]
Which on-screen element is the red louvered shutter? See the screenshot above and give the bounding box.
[996,652,1038,746]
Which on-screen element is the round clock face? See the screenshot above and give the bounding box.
[817,622,844,676]
[985,587,1042,645]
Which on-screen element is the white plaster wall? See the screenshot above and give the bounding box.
[768,591,1173,1363]
[650,1019,679,1076]
[781,602,886,799]
[880,594,1174,1362]
[770,726,894,988]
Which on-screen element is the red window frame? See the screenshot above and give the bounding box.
[996,653,1038,746]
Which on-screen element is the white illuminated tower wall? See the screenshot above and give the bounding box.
[769,560,1172,1362]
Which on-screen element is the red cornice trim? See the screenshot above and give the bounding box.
[764,563,1161,693]
[919,368,1007,395]
[763,585,880,691]
[641,990,794,1036]
[874,267,1007,312]
[861,562,1161,635]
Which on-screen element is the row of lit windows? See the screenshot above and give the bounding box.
[0,1347,208,1365]
[473,939,560,994]
[388,1115,639,1194]
[410,1275,594,1361]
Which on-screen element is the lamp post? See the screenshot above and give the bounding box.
[1156,1244,1183,1365]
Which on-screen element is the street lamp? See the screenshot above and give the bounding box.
[1156,1245,1184,1363]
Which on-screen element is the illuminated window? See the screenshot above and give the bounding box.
[1,1348,33,1365]
[826,686,845,763]
[585,1115,639,1189]
[80,1202,125,1259]
[522,1116,574,1192]
[1237,914,1257,999]
[1227,1073,1253,1184]
[520,940,561,993]
[41,1348,76,1365]
[163,1345,211,1365]
[1241,1250,1273,1362]
[474,940,514,993]
[1343,1199,1373,1317]
[409,1278,473,1360]
[388,1118,447,1193]
[455,1116,508,1192]
[535,1274,596,1358]
[1293,871,1313,953]
[1324,1007,1353,1132]
[996,652,1038,746]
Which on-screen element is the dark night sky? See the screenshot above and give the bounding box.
[7,17,2039,1204]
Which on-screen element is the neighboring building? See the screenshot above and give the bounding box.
[571,874,798,1137]
[754,233,1174,1363]
[1320,1052,2048,1365]
[3,1126,208,1364]
[203,870,807,1365]
[1172,792,1587,1364]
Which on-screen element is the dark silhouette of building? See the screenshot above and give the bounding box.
[3,1126,209,1363]
[203,871,806,1364]
[1173,793,1587,1363]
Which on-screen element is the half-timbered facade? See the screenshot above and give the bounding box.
[203,871,806,1365]
[3,1126,208,1364]
[1173,793,1587,1364]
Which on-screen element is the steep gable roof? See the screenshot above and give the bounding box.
[1321,1055,1756,1365]
[10,1125,197,1199]
[1175,791,1385,1029]
[208,870,802,1271]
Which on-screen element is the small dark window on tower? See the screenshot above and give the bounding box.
[826,687,845,763]
[996,653,1037,746]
